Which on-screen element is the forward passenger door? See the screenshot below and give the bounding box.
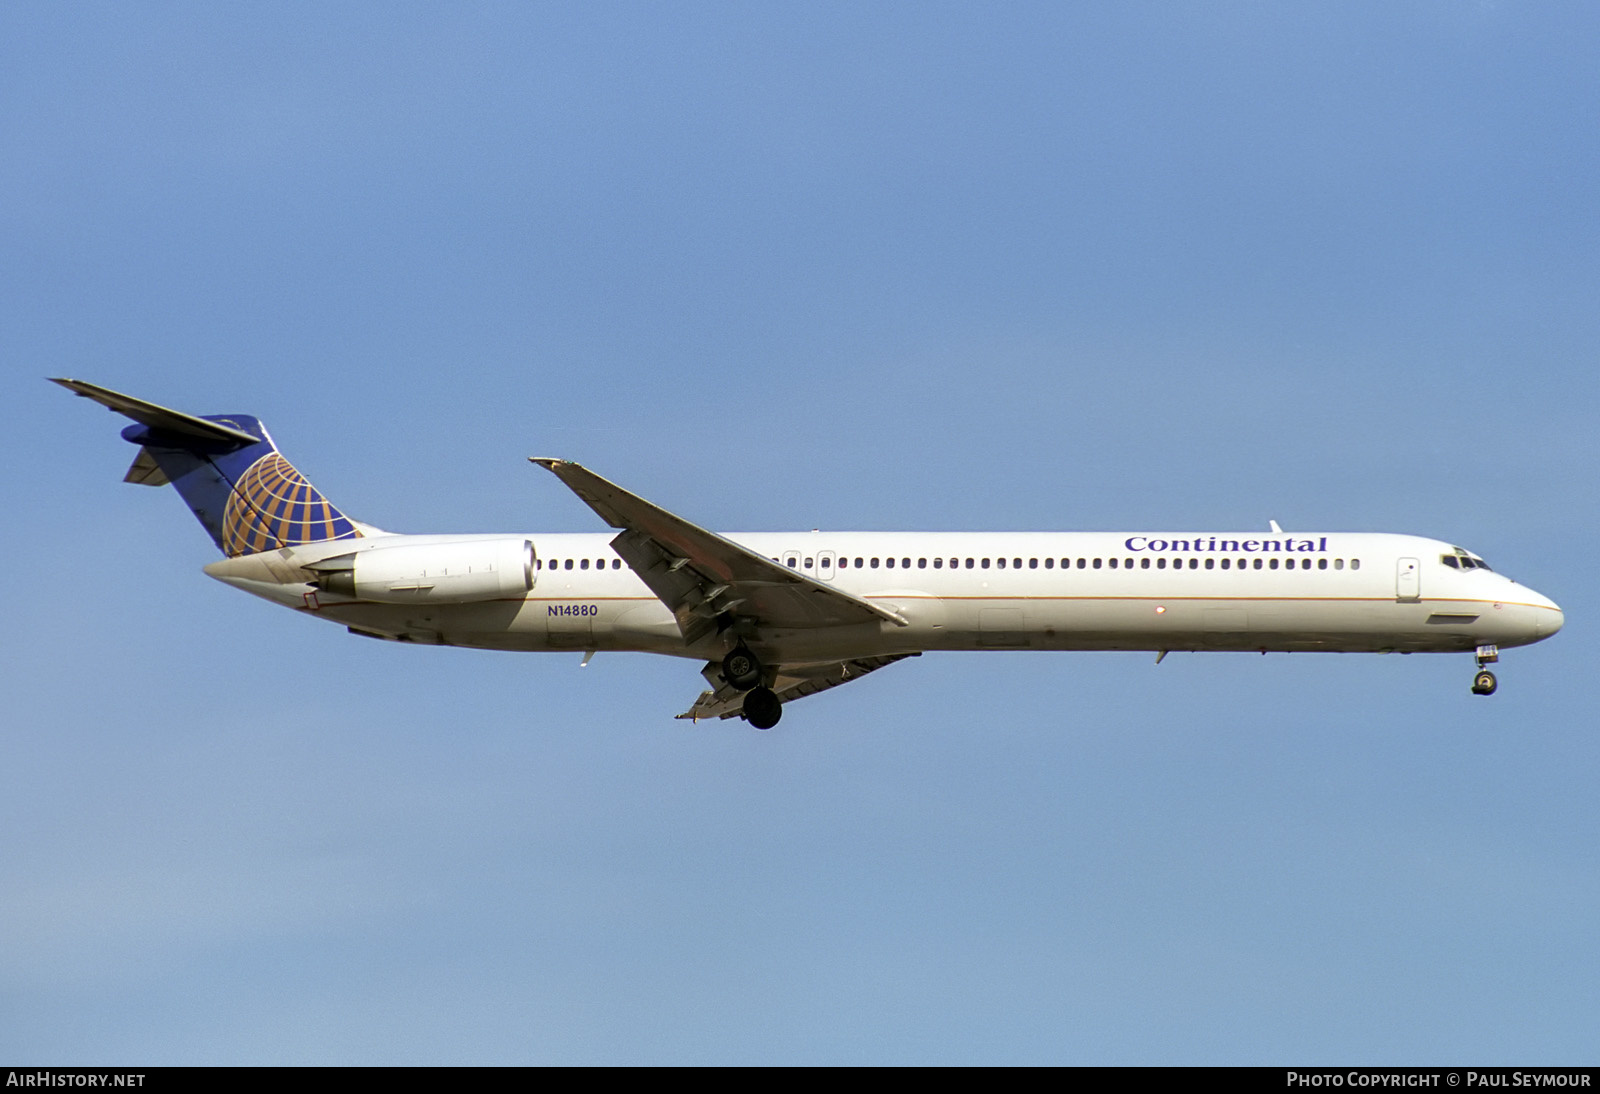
[1396,557,1421,602]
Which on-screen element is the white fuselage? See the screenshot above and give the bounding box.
[205,530,1564,665]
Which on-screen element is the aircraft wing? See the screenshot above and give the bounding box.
[531,458,908,647]
[677,653,920,722]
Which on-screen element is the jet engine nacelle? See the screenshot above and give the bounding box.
[308,538,535,604]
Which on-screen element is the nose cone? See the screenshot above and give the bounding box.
[1483,581,1564,648]
[1536,594,1564,639]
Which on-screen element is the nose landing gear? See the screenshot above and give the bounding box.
[1471,644,1499,696]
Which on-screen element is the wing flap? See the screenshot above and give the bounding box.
[677,653,920,722]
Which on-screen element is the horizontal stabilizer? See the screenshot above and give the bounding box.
[50,378,261,447]
[122,448,170,486]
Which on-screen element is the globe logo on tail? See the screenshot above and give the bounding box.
[221,452,361,557]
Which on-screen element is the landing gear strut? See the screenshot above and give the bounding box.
[742,686,782,730]
[1471,644,1499,696]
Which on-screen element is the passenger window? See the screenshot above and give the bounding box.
[580,559,589,570]
[1014,558,1022,569]
[965,558,974,569]
[1029,558,1038,569]
[1205,558,1214,570]
[1044,558,1053,569]
[1318,558,1327,570]
[918,558,927,569]
[856,558,865,568]
[1269,558,1279,570]
[997,558,1006,569]
[804,557,813,568]
[871,558,879,568]
[903,558,911,568]
[1335,559,1344,569]
[1093,558,1102,569]
[786,558,797,568]
[1220,559,1229,570]
[886,558,894,568]
[564,559,573,570]
[981,558,990,569]
[1253,559,1262,570]
[1351,559,1361,570]
[1141,558,1150,569]
[1156,558,1166,569]
[933,558,943,569]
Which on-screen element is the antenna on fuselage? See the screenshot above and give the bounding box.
[1269,520,1283,534]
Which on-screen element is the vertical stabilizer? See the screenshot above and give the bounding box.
[54,379,365,557]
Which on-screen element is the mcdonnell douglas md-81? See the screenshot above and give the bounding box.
[56,379,1563,729]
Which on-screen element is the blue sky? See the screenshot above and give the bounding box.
[4,2,1596,1064]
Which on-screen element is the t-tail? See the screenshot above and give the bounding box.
[53,379,369,557]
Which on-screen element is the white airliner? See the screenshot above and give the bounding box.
[57,379,1564,729]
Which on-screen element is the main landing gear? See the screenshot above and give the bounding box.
[724,644,783,729]
[722,646,764,691]
[1471,644,1499,696]
[742,686,782,730]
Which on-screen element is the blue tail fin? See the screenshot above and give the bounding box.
[55,379,365,557]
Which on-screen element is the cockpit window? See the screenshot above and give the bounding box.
[1445,547,1495,572]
